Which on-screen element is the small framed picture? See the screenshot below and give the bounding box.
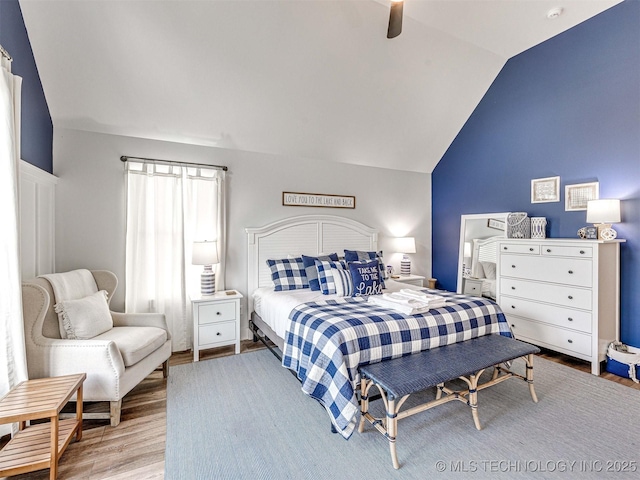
[487,218,505,231]
[565,182,599,211]
[531,176,560,203]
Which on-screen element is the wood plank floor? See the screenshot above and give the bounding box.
[2,341,638,479]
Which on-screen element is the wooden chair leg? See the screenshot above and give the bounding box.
[110,400,122,427]
[163,359,170,378]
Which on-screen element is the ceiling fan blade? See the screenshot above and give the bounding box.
[387,1,403,39]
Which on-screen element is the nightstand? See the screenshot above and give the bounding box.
[192,290,243,361]
[462,278,483,296]
[391,274,425,287]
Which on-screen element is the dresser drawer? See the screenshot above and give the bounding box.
[507,315,591,356]
[197,301,237,324]
[199,320,236,345]
[500,254,592,287]
[500,278,592,310]
[541,245,593,258]
[499,243,540,255]
[500,296,592,333]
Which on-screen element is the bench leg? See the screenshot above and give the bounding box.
[358,379,370,433]
[459,370,484,430]
[525,353,539,403]
[387,397,400,470]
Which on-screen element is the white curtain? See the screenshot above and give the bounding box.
[0,54,28,436]
[125,161,225,351]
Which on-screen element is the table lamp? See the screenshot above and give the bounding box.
[192,241,219,295]
[586,199,621,241]
[395,237,416,276]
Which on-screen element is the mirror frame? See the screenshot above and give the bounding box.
[456,212,510,294]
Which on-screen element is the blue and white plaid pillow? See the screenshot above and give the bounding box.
[302,253,339,291]
[266,257,307,291]
[315,259,348,295]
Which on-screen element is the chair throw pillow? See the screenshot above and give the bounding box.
[54,290,113,340]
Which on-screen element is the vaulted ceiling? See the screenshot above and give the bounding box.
[20,0,621,173]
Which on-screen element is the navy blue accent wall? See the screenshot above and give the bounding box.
[0,0,53,172]
[433,1,640,346]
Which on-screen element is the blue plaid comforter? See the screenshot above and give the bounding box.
[282,290,512,439]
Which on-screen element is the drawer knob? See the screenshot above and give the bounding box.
[580,250,585,254]
[567,339,573,344]
[568,270,573,274]
[503,246,507,250]
[511,324,515,328]
[568,317,573,322]
[216,311,221,315]
[511,265,516,268]
[546,248,551,253]
[568,295,573,300]
[216,332,222,336]
[511,286,515,290]
[529,247,534,251]
[511,305,516,309]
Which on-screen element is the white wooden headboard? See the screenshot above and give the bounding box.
[245,215,378,312]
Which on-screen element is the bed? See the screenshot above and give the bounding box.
[246,215,511,438]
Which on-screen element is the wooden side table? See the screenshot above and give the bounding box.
[0,373,86,479]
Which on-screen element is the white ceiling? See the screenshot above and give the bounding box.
[20,0,621,173]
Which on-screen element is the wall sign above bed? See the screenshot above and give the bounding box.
[282,191,355,209]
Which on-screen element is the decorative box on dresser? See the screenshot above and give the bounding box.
[192,291,243,361]
[496,239,624,375]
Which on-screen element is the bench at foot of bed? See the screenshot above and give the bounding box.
[357,334,540,469]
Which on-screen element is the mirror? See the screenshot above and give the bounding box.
[456,213,509,298]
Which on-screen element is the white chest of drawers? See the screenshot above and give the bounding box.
[496,239,624,375]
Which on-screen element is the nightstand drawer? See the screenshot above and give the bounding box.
[199,321,236,345]
[197,301,237,324]
[463,279,483,295]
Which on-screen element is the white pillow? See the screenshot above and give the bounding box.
[480,261,497,280]
[54,290,113,339]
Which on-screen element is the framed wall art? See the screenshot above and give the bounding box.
[531,176,560,203]
[565,182,599,211]
[487,218,505,231]
[282,192,356,209]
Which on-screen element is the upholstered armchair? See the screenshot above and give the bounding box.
[21,269,171,426]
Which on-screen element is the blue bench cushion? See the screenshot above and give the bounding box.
[359,334,539,399]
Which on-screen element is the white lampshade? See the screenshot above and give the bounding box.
[586,199,621,224]
[192,241,219,266]
[395,237,416,254]
[463,241,472,258]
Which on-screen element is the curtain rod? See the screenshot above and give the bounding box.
[0,45,12,61]
[120,155,227,171]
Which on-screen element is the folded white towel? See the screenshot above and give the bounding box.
[397,290,447,308]
[368,295,429,315]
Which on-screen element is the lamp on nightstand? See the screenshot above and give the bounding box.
[192,241,219,295]
[586,199,621,241]
[395,237,416,276]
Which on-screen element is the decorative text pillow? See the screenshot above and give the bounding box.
[54,290,113,339]
[348,260,384,297]
[302,253,339,291]
[344,249,387,284]
[267,257,308,291]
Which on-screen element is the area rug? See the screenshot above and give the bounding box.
[166,349,640,479]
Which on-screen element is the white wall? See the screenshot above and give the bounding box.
[53,128,431,342]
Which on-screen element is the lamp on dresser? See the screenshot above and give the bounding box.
[586,199,621,241]
[192,240,219,295]
[395,237,416,276]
